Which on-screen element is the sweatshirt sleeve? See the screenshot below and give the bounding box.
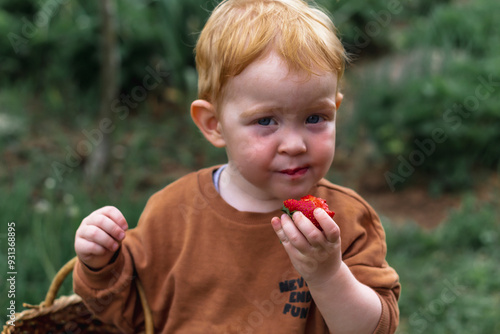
[73,221,148,333]
[339,193,401,334]
[314,181,400,334]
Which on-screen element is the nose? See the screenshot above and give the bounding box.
[278,128,307,156]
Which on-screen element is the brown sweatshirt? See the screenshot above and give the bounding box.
[73,166,400,333]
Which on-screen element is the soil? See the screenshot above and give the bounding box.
[330,150,465,229]
[352,167,498,229]
[359,186,462,229]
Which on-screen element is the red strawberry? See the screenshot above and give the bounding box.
[282,195,335,231]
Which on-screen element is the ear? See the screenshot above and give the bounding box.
[191,99,226,148]
[335,92,344,110]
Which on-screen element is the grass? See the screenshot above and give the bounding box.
[384,194,500,333]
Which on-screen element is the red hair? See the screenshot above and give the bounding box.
[195,0,348,107]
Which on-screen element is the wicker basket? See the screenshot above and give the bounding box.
[2,256,153,334]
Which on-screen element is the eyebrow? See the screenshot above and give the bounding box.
[239,106,282,119]
[306,100,337,111]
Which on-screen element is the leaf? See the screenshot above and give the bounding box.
[281,205,295,218]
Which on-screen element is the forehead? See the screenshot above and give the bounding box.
[220,52,338,110]
[241,50,336,82]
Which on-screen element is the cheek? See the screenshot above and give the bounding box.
[312,130,336,160]
[227,134,271,167]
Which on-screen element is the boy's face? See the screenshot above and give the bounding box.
[216,51,341,206]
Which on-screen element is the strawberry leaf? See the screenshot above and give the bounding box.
[281,205,294,218]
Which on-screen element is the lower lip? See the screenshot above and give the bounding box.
[280,167,309,177]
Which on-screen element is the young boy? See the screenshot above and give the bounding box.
[73,0,400,333]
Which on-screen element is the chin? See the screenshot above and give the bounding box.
[277,185,314,201]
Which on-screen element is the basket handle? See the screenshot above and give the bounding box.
[43,256,154,334]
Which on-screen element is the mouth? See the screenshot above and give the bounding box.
[279,166,309,176]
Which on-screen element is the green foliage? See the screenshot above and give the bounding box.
[0,0,211,121]
[404,0,500,57]
[321,0,451,57]
[384,195,500,333]
[345,0,500,191]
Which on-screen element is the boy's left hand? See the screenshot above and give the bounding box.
[271,208,342,286]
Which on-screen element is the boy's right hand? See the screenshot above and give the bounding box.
[75,206,128,271]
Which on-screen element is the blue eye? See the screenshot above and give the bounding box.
[257,118,274,126]
[306,115,322,124]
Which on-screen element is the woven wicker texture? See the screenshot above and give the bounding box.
[3,295,124,333]
[2,257,152,334]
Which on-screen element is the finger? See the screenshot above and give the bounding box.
[271,216,306,259]
[95,206,129,231]
[84,214,126,242]
[75,237,109,258]
[81,225,121,252]
[271,216,289,244]
[279,213,311,251]
[314,208,340,244]
[291,211,326,246]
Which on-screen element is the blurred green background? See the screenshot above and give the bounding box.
[1,0,499,332]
